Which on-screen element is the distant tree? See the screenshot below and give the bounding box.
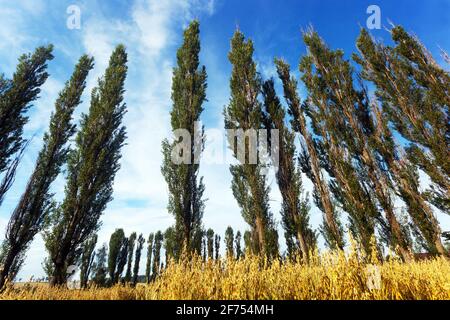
[125,232,137,283]
[152,231,163,279]
[115,238,129,284]
[163,226,178,261]
[145,233,154,283]
[132,234,145,286]
[214,234,221,260]
[91,244,108,287]
[80,234,97,288]
[202,235,207,260]
[107,229,127,285]
[161,20,207,256]
[44,45,128,286]
[224,30,278,258]
[235,231,242,259]
[0,54,93,289]
[206,228,214,259]
[224,226,234,258]
[0,46,54,205]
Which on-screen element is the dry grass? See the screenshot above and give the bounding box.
[1,249,449,300]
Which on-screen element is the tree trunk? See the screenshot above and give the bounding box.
[0,245,18,291]
[305,133,344,250]
[50,262,66,287]
[297,229,309,263]
[255,215,266,256]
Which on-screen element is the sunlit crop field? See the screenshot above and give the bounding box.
[1,250,449,300]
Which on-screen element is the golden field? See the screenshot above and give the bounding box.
[1,249,449,300]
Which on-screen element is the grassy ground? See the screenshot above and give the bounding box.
[1,249,449,300]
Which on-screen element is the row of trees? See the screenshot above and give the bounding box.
[0,20,448,289]
[162,20,449,267]
[65,226,242,288]
[0,44,128,289]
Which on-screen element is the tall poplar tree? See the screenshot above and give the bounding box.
[161,20,207,256]
[300,30,411,260]
[0,45,54,205]
[0,55,93,289]
[355,27,448,255]
[45,45,128,285]
[145,233,154,283]
[274,59,344,250]
[152,231,163,279]
[224,30,278,258]
[262,77,315,261]
[125,232,137,283]
[224,226,234,258]
[132,234,145,286]
[107,229,126,285]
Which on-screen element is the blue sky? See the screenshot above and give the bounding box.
[0,0,449,279]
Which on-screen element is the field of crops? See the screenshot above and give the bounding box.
[1,249,449,300]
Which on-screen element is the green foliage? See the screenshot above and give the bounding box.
[224,30,278,258]
[0,45,54,174]
[108,229,127,284]
[224,226,234,258]
[91,244,108,287]
[262,77,315,260]
[0,54,93,289]
[44,45,128,285]
[132,234,145,285]
[125,232,137,283]
[161,20,207,256]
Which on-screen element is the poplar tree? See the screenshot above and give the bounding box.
[152,231,163,279]
[161,20,207,256]
[132,234,145,285]
[235,231,242,259]
[274,59,344,250]
[0,45,54,204]
[145,233,154,283]
[224,30,279,258]
[79,234,97,288]
[115,237,129,284]
[355,27,448,256]
[206,228,214,259]
[214,234,221,260]
[262,77,315,261]
[125,232,136,283]
[107,229,126,285]
[164,227,178,261]
[355,27,449,213]
[0,55,93,289]
[224,226,234,258]
[91,244,108,287]
[44,45,128,285]
[300,30,411,260]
